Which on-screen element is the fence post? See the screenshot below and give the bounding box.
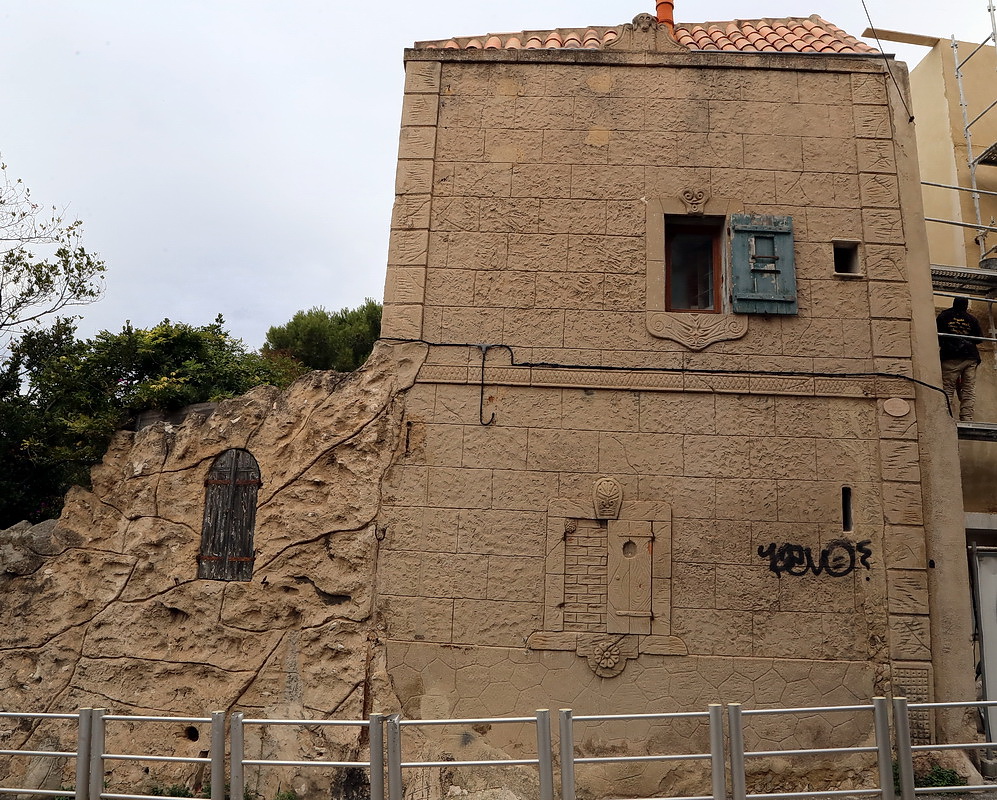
[872,697,894,800]
[558,709,575,800]
[210,712,225,800]
[387,715,403,800]
[88,709,106,800]
[535,710,554,800]
[369,714,386,800]
[728,704,747,800]
[75,709,92,800]
[893,697,916,800]
[230,713,244,800]
[708,704,726,800]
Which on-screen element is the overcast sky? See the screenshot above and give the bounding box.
[0,0,990,349]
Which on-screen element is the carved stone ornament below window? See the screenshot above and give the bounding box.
[681,188,709,215]
[579,635,635,677]
[645,311,748,351]
[593,477,623,520]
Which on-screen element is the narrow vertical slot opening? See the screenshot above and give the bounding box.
[841,486,853,532]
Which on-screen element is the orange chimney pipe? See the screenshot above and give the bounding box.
[656,0,674,31]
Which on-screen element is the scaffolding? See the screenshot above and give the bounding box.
[943,1,997,264]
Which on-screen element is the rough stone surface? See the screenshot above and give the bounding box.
[0,342,426,796]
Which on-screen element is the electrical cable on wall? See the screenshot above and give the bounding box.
[860,0,916,122]
[382,337,954,422]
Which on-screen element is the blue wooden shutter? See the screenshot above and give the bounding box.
[730,214,798,315]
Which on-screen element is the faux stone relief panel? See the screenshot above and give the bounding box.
[529,483,685,677]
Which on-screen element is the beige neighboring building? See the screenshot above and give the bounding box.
[875,12,997,743]
[377,2,974,769]
[899,27,997,504]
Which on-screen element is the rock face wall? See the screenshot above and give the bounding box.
[0,342,426,796]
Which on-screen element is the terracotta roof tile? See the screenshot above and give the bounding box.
[415,14,877,55]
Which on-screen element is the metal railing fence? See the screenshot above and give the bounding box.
[7,698,997,800]
[386,710,555,800]
[230,714,380,800]
[558,705,725,800]
[728,697,894,800]
[0,709,92,800]
[894,697,997,800]
[91,710,225,800]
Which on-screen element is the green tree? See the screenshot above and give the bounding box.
[263,299,381,371]
[0,158,105,342]
[0,317,305,527]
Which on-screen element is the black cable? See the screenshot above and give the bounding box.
[383,336,954,419]
[860,0,916,123]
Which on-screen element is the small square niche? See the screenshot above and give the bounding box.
[833,240,863,277]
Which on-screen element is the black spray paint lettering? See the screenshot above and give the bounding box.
[757,539,873,577]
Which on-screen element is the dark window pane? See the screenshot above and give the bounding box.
[666,222,720,311]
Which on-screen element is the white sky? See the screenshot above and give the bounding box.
[0,0,991,349]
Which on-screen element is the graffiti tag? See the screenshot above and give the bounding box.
[757,539,873,578]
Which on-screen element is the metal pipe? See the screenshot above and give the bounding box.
[101,716,210,724]
[369,714,385,800]
[75,709,92,800]
[938,331,997,343]
[709,704,725,800]
[921,181,997,199]
[241,718,369,727]
[559,710,575,800]
[89,709,105,800]
[387,715,403,800]
[893,698,915,800]
[210,712,225,800]
[957,33,997,68]
[102,756,211,764]
[873,698,894,800]
[728,705,747,800]
[574,753,711,764]
[924,218,997,233]
[571,711,708,722]
[967,96,997,130]
[230,713,244,800]
[742,704,874,716]
[243,759,380,768]
[535,710,554,800]
[396,717,535,727]
[933,292,997,305]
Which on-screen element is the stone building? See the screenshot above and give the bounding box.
[377,2,972,746]
[0,4,981,798]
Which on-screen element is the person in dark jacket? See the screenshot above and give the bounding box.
[937,296,983,421]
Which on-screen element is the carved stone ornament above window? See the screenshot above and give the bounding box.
[681,188,709,215]
[645,194,750,350]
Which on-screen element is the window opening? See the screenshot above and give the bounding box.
[198,448,261,581]
[833,241,862,275]
[841,486,854,532]
[665,217,723,312]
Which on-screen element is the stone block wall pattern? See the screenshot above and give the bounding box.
[0,14,978,800]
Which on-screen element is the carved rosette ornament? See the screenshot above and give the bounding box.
[593,477,623,519]
[645,312,748,350]
[681,188,709,215]
[587,639,626,677]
